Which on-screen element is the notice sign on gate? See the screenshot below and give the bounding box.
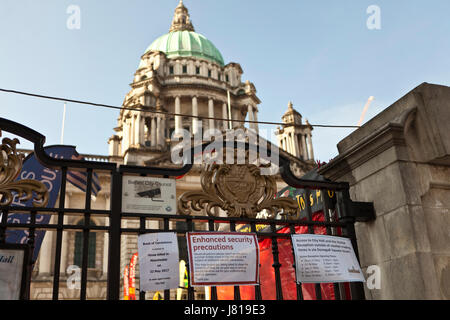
[291,234,365,283]
[186,232,259,286]
[122,176,176,215]
[138,232,180,292]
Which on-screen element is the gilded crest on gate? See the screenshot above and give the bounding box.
[178,162,298,219]
[0,131,49,207]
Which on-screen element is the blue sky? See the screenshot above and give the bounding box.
[1,0,449,162]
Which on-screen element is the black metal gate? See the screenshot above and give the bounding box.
[0,117,374,300]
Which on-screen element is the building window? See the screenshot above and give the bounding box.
[182,65,187,74]
[226,75,229,82]
[196,66,200,75]
[169,66,174,75]
[208,69,211,77]
[218,73,221,81]
[74,219,97,269]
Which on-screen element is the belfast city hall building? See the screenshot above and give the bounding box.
[29,1,316,299]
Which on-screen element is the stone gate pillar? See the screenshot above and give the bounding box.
[319,83,450,300]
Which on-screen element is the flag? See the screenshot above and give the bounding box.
[6,145,102,262]
[67,153,101,196]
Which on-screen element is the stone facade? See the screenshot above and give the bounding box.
[319,82,450,299]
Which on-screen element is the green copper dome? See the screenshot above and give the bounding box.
[145,30,224,67]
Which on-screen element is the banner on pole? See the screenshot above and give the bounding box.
[5,145,101,262]
[129,252,138,300]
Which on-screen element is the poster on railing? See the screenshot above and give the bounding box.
[291,234,365,283]
[0,246,26,300]
[138,232,180,292]
[186,232,259,286]
[122,176,176,214]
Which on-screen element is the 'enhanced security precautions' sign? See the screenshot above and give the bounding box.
[187,232,260,287]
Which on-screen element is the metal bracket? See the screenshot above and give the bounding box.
[348,201,376,222]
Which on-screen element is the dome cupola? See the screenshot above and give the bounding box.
[143,0,224,67]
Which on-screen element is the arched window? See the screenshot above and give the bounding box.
[74,219,97,269]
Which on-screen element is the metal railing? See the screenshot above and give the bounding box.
[0,117,370,300]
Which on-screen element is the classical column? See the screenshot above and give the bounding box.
[135,113,141,146]
[161,117,166,146]
[284,137,289,153]
[233,109,240,128]
[122,119,129,151]
[38,216,55,275]
[253,107,259,133]
[130,115,135,146]
[307,132,314,160]
[60,193,70,274]
[248,104,255,131]
[302,134,308,160]
[208,98,215,130]
[174,96,182,135]
[192,96,199,135]
[222,102,228,130]
[156,116,162,146]
[151,117,156,147]
[289,133,296,156]
[293,133,300,157]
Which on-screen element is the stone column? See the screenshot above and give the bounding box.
[135,113,141,146]
[289,133,296,156]
[222,102,228,130]
[156,116,161,146]
[161,117,166,147]
[248,104,256,132]
[174,96,182,136]
[307,132,314,160]
[293,133,301,157]
[208,98,215,130]
[302,134,308,160]
[130,115,135,146]
[192,96,199,135]
[60,193,70,274]
[39,216,55,275]
[233,109,240,128]
[150,117,156,147]
[253,107,259,133]
[122,118,129,152]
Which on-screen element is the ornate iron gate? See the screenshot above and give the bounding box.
[0,117,374,300]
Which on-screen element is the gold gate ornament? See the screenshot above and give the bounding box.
[0,133,49,207]
[178,163,298,219]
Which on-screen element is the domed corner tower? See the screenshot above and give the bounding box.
[275,101,315,162]
[108,0,261,166]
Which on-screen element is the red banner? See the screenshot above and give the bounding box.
[129,253,138,300]
[214,212,351,300]
[123,265,130,300]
